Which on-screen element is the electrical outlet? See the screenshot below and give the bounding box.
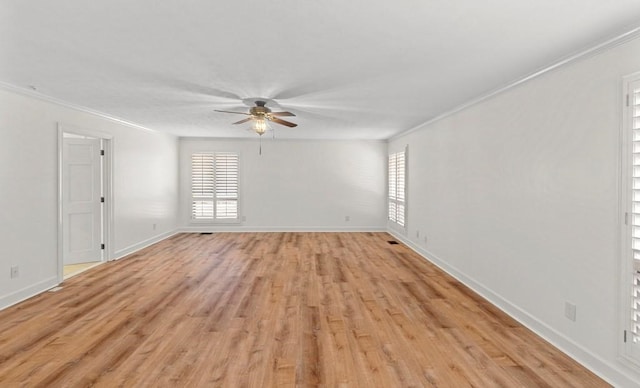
[564,301,576,322]
[416,230,420,238]
[242,215,247,222]
[152,223,157,230]
[423,235,428,244]
[10,266,19,279]
[345,215,350,222]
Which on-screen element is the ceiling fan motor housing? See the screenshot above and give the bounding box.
[250,105,271,116]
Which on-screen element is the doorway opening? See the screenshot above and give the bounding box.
[58,125,112,282]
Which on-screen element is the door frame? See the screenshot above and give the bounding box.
[57,123,114,283]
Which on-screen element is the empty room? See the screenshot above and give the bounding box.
[2,1,640,386]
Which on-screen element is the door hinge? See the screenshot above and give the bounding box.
[100,149,105,156]
[101,197,105,203]
[101,243,105,250]
[624,330,627,343]
[625,212,629,225]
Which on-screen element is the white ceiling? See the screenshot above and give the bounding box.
[1,1,640,139]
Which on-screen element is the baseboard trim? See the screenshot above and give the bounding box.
[113,230,178,260]
[0,231,179,311]
[179,226,387,233]
[387,230,640,387]
[0,276,59,311]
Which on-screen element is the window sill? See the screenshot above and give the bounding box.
[190,219,242,225]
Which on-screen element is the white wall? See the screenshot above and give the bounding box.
[0,87,179,309]
[179,138,387,231]
[111,127,178,256]
[389,36,640,386]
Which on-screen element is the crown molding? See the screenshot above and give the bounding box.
[390,25,640,141]
[0,81,162,134]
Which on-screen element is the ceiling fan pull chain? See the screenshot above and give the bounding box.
[259,136,262,155]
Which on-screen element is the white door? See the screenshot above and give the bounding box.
[63,137,103,265]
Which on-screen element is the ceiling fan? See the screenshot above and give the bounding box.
[215,100,297,135]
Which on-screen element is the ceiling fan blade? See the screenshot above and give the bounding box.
[214,110,251,115]
[232,117,253,125]
[270,111,296,117]
[269,117,298,127]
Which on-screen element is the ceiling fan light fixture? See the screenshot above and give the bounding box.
[214,100,297,137]
[253,118,267,135]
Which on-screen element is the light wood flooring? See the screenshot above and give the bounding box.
[0,232,608,387]
[63,261,102,279]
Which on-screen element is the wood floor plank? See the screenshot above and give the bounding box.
[0,232,609,387]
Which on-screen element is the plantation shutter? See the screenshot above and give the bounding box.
[388,149,406,227]
[214,152,239,219]
[630,81,640,346]
[389,153,398,222]
[191,152,239,221]
[396,151,406,227]
[192,153,215,219]
[633,271,640,344]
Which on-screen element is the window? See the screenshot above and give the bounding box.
[191,152,239,222]
[623,75,640,363]
[388,148,406,227]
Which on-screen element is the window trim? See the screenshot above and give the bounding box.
[190,151,241,225]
